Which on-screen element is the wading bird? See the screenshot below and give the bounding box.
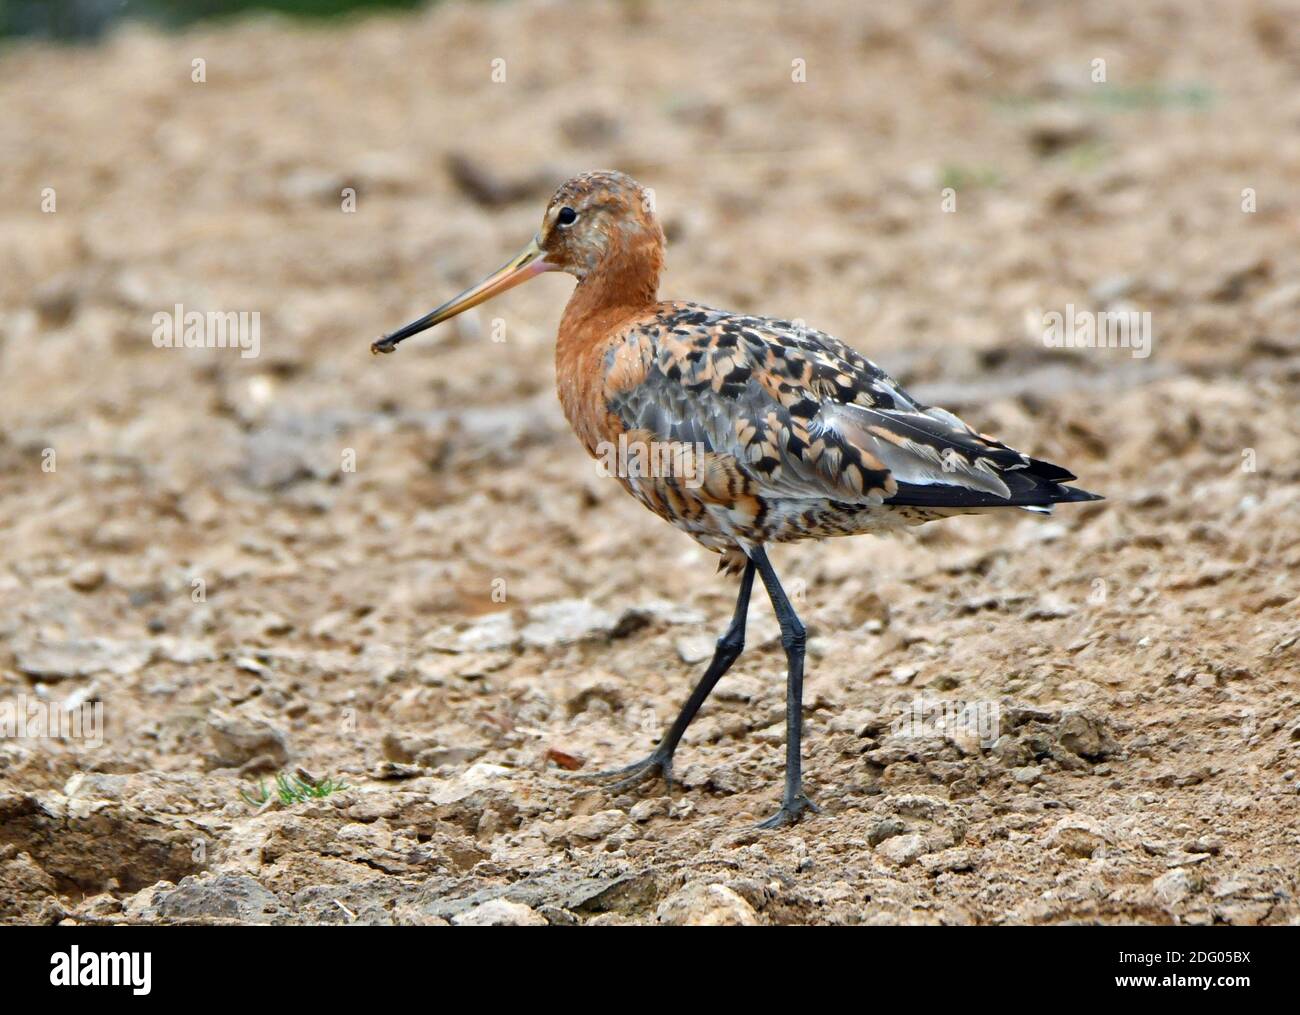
[373,171,1100,827]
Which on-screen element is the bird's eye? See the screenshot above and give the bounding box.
[556,206,578,227]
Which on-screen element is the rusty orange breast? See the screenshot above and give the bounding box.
[554,303,653,456]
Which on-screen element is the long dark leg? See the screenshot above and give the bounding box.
[582,560,756,792]
[750,546,819,828]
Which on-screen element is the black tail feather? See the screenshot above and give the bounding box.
[885,452,1102,510]
[886,481,1102,509]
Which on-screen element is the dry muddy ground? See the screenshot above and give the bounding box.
[1,0,1298,925]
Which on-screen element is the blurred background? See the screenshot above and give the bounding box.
[1,0,1297,925]
[0,0,423,40]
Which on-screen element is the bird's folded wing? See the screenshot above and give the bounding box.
[606,307,1088,509]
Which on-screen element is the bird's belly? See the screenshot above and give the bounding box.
[612,469,951,551]
[612,473,739,551]
[757,499,948,542]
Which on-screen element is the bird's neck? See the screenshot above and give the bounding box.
[555,231,663,454]
[558,231,663,354]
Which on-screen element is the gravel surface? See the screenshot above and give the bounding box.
[1,0,1297,925]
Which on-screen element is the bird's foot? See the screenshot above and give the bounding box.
[757,792,819,829]
[573,748,675,794]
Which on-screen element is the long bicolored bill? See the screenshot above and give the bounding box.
[371,236,555,354]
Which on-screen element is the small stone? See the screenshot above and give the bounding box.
[234,656,270,677]
[1211,880,1249,900]
[1056,710,1114,760]
[991,735,1033,768]
[1024,594,1076,620]
[561,809,626,843]
[256,613,293,637]
[448,612,518,653]
[521,599,617,648]
[675,635,715,665]
[615,600,707,632]
[830,709,883,736]
[866,818,907,846]
[629,797,671,823]
[656,883,760,926]
[159,639,218,665]
[1011,766,1043,785]
[789,838,813,873]
[1153,868,1200,905]
[876,833,928,865]
[1023,105,1097,156]
[452,898,547,927]
[1043,816,1108,858]
[885,794,950,820]
[206,712,289,768]
[414,650,511,684]
[154,874,288,922]
[919,848,976,874]
[16,638,154,680]
[1218,902,1273,926]
[380,731,429,764]
[68,562,106,592]
[565,675,624,716]
[416,746,486,769]
[430,762,511,805]
[713,674,764,702]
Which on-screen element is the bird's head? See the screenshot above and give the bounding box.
[372,170,662,354]
[536,170,663,279]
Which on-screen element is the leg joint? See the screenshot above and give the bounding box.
[716,629,745,657]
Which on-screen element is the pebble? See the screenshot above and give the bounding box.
[560,809,626,843]
[153,874,288,922]
[876,833,928,865]
[206,712,290,768]
[452,898,547,927]
[789,837,812,873]
[1056,710,1114,760]
[674,635,714,665]
[564,674,624,715]
[159,639,218,665]
[1153,868,1200,905]
[629,797,671,823]
[1210,879,1249,900]
[68,562,106,592]
[439,612,518,653]
[656,882,760,926]
[616,600,707,630]
[430,762,511,805]
[885,794,950,820]
[919,848,976,874]
[16,638,155,680]
[1022,106,1098,156]
[521,599,617,648]
[713,674,763,702]
[1023,594,1076,620]
[1043,816,1108,858]
[866,818,907,846]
